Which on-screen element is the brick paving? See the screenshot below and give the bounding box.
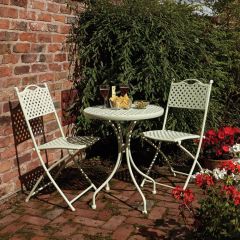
[0,165,197,240]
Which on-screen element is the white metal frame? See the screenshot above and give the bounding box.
[141,79,213,190]
[15,84,99,211]
[84,105,164,214]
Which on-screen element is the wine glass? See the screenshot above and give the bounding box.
[100,84,110,108]
[120,84,129,96]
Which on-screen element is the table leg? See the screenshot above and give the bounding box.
[91,121,123,209]
[125,121,152,214]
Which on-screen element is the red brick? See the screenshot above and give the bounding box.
[0,222,25,235]
[48,44,62,52]
[10,20,28,31]
[0,159,13,173]
[39,73,54,82]
[20,215,50,226]
[3,101,10,112]
[49,63,61,71]
[32,64,48,73]
[31,237,48,240]
[42,208,64,220]
[73,216,105,227]
[128,235,148,240]
[77,226,111,237]
[14,65,30,75]
[0,19,10,29]
[32,1,45,10]
[0,77,19,88]
[17,152,31,164]
[0,213,21,227]
[29,22,48,32]
[59,25,71,34]
[53,15,65,23]
[47,2,59,13]
[2,54,19,64]
[19,9,36,20]
[0,0,9,4]
[0,66,12,77]
[54,53,66,62]
[47,24,58,32]
[55,71,67,80]
[112,224,135,240]
[102,216,126,230]
[19,33,37,42]
[22,75,38,85]
[53,223,78,237]
[0,31,18,41]
[52,34,65,43]
[13,43,30,53]
[125,216,154,225]
[38,34,52,43]
[31,44,45,53]
[148,206,167,220]
[10,0,27,7]
[63,62,69,70]
[1,170,19,183]
[0,44,11,54]
[0,7,18,18]
[21,54,37,63]
[60,4,71,14]
[37,13,52,22]
[40,54,53,63]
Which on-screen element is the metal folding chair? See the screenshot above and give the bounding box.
[140,79,213,190]
[15,84,99,211]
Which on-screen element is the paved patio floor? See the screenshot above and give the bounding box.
[0,163,197,240]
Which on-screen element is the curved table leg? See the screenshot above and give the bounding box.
[125,121,150,214]
[91,121,123,209]
[128,149,156,194]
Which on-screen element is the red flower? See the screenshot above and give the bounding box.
[222,145,230,152]
[223,126,234,136]
[202,126,240,160]
[172,186,194,204]
[222,185,238,197]
[221,161,236,173]
[195,174,214,188]
[183,189,195,204]
[172,186,183,201]
[207,129,217,136]
[218,129,225,139]
[234,193,240,206]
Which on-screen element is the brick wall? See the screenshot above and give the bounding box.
[0,0,79,201]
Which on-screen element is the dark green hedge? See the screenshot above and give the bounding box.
[67,0,240,137]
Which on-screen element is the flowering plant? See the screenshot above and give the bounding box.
[202,126,240,160]
[172,160,240,240]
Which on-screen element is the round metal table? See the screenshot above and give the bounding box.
[84,105,164,213]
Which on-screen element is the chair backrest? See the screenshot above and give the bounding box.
[163,79,213,131]
[15,84,65,147]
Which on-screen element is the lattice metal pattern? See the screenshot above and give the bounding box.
[10,102,44,145]
[18,85,55,120]
[168,80,209,110]
[142,130,200,142]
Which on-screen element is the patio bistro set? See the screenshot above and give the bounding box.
[15,79,213,214]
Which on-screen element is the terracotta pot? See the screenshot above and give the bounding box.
[203,158,235,170]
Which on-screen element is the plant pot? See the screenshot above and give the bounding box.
[203,158,236,170]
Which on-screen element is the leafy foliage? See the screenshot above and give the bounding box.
[67,0,240,137]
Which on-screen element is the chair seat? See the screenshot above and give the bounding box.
[38,136,100,150]
[142,130,200,142]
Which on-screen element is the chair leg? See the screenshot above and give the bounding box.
[73,157,97,191]
[140,147,159,187]
[140,138,176,188]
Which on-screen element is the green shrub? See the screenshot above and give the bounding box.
[67,0,240,137]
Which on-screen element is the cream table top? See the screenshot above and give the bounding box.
[84,105,164,121]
